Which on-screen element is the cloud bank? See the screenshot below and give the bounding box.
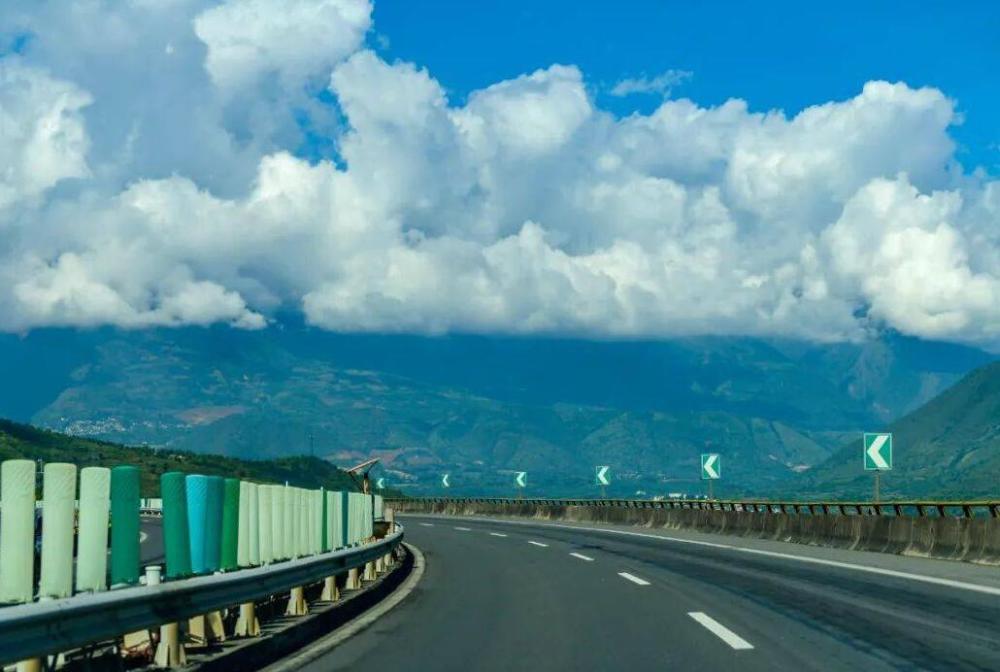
[0,1,998,345]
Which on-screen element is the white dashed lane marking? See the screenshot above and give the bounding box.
[490,532,508,537]
[618,572,650,586]
[528,541,549,547]
[570,552,594,562]
[688,612,754,650]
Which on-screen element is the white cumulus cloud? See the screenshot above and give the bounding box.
[0,1,999,348]
[194,0,371,90]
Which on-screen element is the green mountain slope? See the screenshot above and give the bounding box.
[0,419,360,496]
[803,362,1000,499]
[1,326,991,497]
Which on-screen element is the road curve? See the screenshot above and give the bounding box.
[298,514,1000,672]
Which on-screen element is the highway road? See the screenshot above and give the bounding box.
[139,517,164,567]
[298,514,1000,672]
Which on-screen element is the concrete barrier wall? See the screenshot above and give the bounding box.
[394,500,1000,566]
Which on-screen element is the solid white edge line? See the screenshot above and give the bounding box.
[490,532,508,537]
[408,517,1000,598]
[570,552,594,562]
[528,541,548,547]
[688,612,754,650]
[618,572,650,586]
[262,543,426,672]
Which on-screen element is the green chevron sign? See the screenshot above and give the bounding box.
[375,477,385,489]
[595,465,610,486]
[514,471,527,488]
[863,433,892,471]
[441,473,451,488]
[701,454,721,480]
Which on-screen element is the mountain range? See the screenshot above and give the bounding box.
[801,361,1000,499]
[0,324,993,496]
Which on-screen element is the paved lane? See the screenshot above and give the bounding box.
[295,515,1000,671]
[139,517,164,566]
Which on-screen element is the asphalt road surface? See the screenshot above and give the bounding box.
[299,514,1000,672]
[140,517,164,567]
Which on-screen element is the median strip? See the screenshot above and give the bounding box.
[688,612,754,650]
[617,572,650,586]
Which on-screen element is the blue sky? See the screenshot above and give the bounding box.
[374,1,999,174]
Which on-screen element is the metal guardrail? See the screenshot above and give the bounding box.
[388,497,1000,518]
[0,525,404,666]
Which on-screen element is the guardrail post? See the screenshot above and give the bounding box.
[122,565,158,659]
[286,586,308,616]
[321,575,340,602]
[383,509,396,569]
[233,601,261,637]
[151,565,187,667]
[346,567,361,590]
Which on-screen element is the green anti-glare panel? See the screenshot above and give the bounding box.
[40,463,77,598]
[292,487,301,557]
[320,487,329,552]
[186,474,209,575]
[110,465,141,586]
[76,467,111,593]
[258,484,273,564]
[340,491,349,548]
[298,488,309,557]
[283,486,295,559]
[325,491,336,550]
[0,460,37,603]
[248,482,260,566]
[306,490,315,555]
[237,481,250,567]
[221,478,240,571]
[307,490,317,555]
[161,472,191,579]
[204,476,224,572]
[271,484,285,561]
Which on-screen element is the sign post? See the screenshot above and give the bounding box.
[514,471,526,499]
[595,466,610,498]
[863,433,892,503]
[701,453,720,500]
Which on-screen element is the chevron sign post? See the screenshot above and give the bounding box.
[595,466,610,486]
[863,432,892,503]
[863,433,892,471]
[441,474,450,488]
[375,477,385,490]
[701,453,720,500]
[514,472,527,488]
[701,454,721,480]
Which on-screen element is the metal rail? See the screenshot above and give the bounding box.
[388,497,1000,518]
[0,526,404,666]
